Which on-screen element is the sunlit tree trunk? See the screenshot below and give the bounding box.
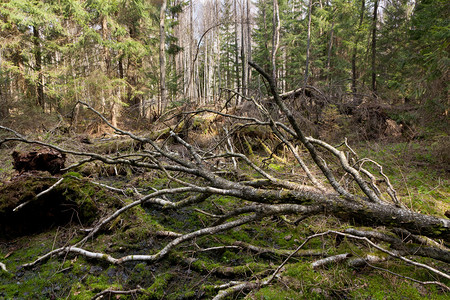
[189,0,194,102]
[304,0,312,86]
[272,0,280,83]
[352,0,365,99]
[246,0,252,88]
[234,0,240,104]
[371,0,379,93]
[241,1,248,98]
[159,0,168,114]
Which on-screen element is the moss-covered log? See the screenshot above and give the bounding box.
[0,172,118,239]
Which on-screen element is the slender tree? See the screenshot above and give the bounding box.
[159,0,168,114]
[33,25,44,109]
[352,0,366,99]
[371,0,379,93]
[304,0,313,87]
[272,0,280,83]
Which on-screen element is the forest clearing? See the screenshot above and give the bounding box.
[0,0,449,299]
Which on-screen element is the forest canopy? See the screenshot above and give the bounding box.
[0,0,448,124]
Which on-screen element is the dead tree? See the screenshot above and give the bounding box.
[0,62,448,298]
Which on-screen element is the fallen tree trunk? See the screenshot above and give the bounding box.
[0,62,448,297]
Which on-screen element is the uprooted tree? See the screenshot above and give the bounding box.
[0,62,449,298]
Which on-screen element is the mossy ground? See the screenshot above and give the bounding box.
[359,140,449,217]
[0,133,449,299]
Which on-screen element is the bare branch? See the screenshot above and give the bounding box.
[248,61,354,199]
[13,177,65,212]
[312,253,351,269]
[0,262,7,273]
[92,287,145,300]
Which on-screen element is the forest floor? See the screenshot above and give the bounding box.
[0,114,449,299]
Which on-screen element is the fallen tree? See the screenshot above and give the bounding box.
[0,62,448,298]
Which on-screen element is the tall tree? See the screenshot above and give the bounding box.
[33,25,44,109]
[371,0,379,93]
[246,0,252,90]
[272,0,280,83]
[351,0,366,98]
[241,0,248,98]
[233,0,240,103]
[159,0,168,113]
[304,0,313,86]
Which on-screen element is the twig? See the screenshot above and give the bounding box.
[196,245,242,253]
[307,137,382,204]
[13,177,65,212]
[224,127,237,171]
[0,262,7,272]
[363,259,450,292]
[367,158,400,206]
[213,229,449,299]
[234,241,324,257]
[92,287,145,300]
[194,208,222,218]
[213,282,261,300]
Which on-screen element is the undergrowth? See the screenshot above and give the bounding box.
[0,133,449,299]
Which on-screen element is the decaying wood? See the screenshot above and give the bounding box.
[12,147,65,175]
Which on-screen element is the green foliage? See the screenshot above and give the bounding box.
[0,0,161,125]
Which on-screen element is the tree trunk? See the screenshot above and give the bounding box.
[0,50,9,118]
[241,1,248,98]
[326,20,334,86]
[189,0,194,102]
[304,0,312,86]
[101,16,111,73]
[246,0,252,89]
[234,0,241,105]
[371,0,379,93]
[272,0,280,84]
[159,0,168,114]
[352,0,365,99]
[0,78,8,119]
[33,26,44,110]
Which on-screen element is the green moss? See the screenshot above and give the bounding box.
[1,138,448,299]
[252,286,302,299]
[277,259,450,300]
[0,258,77,299]
[244,137,254,155]
[0,174,123,238]
[142,273,173,299]
[64,171,82,178]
